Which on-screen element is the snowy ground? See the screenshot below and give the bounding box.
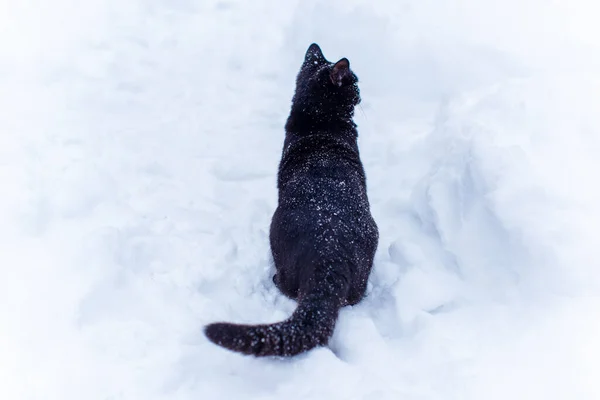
[2,0,600,399]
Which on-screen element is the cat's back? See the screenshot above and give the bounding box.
[278,129,365,188]
[274,127,376,246]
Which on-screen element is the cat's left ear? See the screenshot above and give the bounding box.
[304,43,326,64]
[330,58,353,87]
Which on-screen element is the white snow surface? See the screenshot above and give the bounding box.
[2,0,600,399]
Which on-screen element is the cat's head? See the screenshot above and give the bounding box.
[290,43,360,123]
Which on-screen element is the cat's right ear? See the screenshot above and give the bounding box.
[304,43,326,64]
[330,58,352,87]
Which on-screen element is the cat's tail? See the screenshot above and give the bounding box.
[204,270,346,357]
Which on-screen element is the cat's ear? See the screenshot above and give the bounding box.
[304,43,326,64]
[330,58,352,87]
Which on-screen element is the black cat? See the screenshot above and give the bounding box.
[204,43,378,357]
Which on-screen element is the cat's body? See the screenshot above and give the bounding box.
[205,44,378,357]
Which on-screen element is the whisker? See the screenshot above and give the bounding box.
[359,104,367,120]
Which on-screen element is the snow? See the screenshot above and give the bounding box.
[1,0,600,399]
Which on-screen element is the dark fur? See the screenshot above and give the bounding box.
[204,44,378,357]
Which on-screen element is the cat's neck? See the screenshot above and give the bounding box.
[284,108,357,135]
[283,114,358,153]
